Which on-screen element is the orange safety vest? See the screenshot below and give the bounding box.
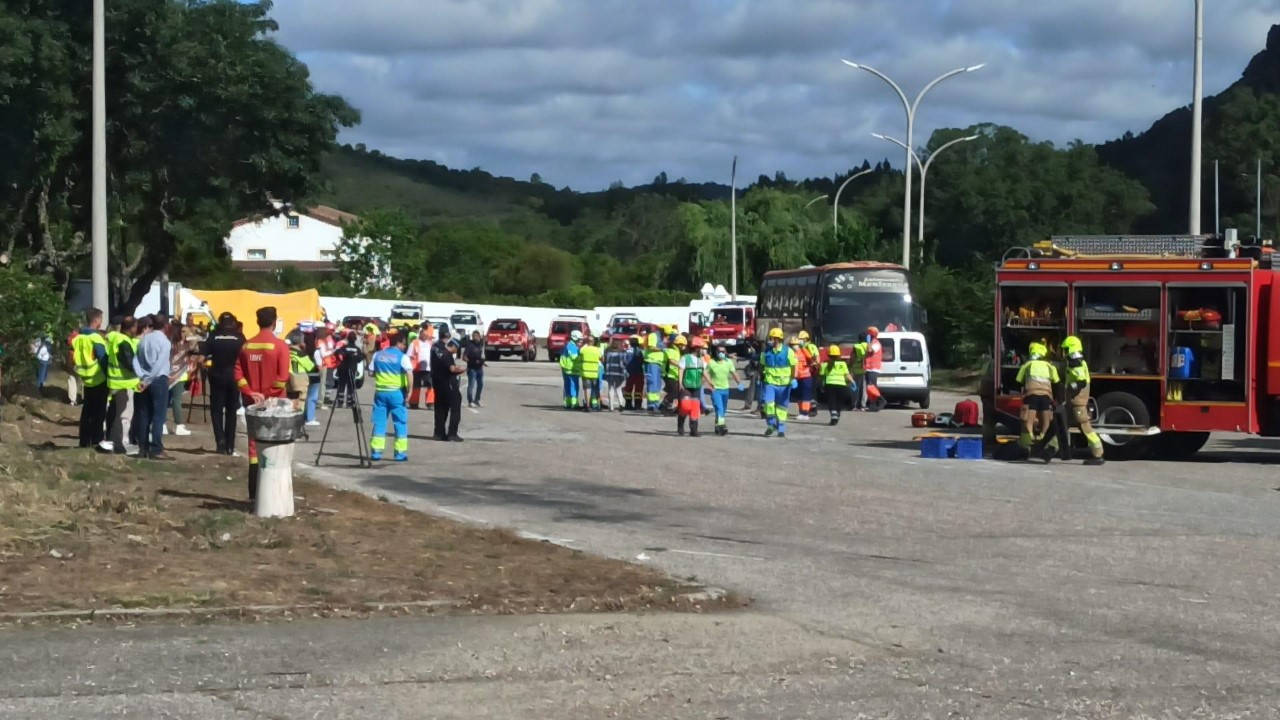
[793,347,813,379]
[864,339,883,372]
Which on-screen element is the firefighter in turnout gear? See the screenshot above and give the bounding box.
[1015,341,1059,456]
[1059,335,1105,466]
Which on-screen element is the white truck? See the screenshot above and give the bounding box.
[450,309,484,339]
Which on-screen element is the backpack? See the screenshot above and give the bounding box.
[952,399,980,427]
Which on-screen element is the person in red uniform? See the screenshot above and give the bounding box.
[235,307,290,501]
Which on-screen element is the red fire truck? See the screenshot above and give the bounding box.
[689,301,756,353]
[990,233,1276,459]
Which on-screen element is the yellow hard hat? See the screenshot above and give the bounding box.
[788,335,800,346]
[768,327,784,340]
[828,344,842,358]
[674,334,688,347]
[798,330,811,341]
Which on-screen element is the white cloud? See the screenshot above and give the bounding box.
[272,0,1280,188]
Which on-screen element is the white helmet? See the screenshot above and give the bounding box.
[570,330,583,341]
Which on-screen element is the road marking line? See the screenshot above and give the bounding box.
[903,461,918,465]
[435,506,485,524]
[669,548,764,561]
[517,531,575,545]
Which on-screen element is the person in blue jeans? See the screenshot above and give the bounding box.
[131,315,172,459]
[32,336,53,389]
[463,331,486,408]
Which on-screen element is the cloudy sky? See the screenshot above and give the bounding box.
[271,0,1279,190]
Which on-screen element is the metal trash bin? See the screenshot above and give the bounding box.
[243,401,304,518]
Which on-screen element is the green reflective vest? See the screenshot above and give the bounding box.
[579,345,603,380]
[73,332,108,388]
[823,360,851,386]
[106,331,139,392]
[664,347,681,380]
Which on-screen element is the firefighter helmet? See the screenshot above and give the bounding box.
[1060,335,1083,355]
[691,336,706,349]
[866,326,879,337]
[1028,341,1048,358]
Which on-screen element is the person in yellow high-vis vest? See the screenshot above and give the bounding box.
[643,332,665,413]
[103,316,141,455]
[578,335,604,411]
[74,308,110,448]
[1015,341,1060,455]
[820,345,855,426]
[369,332,413,462]
[1037,336,1105,466]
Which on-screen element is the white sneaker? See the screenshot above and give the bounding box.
[125,446,140,457]
[174,425,192,436]
[236,408,246,416]
[98,440,115,452]
[162,425,169,436]
[305,420,321,427]
[230,450,242,457]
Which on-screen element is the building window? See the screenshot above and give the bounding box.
[247,249,267,260]
[319,249,335,259]
[287,215,300,229]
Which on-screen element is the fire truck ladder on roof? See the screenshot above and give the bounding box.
[1034,235,1214,259]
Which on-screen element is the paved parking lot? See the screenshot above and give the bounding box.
[6,358,1280,718]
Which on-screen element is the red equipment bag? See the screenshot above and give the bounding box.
[952,399,980,427]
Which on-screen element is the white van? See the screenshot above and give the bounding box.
[450,309,483,339]
[874,331,932,409]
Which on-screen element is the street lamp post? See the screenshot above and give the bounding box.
[832,169,873,240]
[841,60,984,269]
[92,0,109,312]
[805,194,829,209]
[873,133,978,262]
[730,155,737,300]
[1190,0,1204,235]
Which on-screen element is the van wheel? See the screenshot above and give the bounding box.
[918,392,931,410]
[1095,391,1153,460]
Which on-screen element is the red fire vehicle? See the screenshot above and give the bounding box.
[989,233,1276,459]
[689,301,756,353]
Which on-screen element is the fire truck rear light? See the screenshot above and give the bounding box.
[1200,261,1213,270]
[1027,262,1039,270]
[1110,262,1123,271]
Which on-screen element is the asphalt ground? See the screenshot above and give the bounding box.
[5,358,1280,718]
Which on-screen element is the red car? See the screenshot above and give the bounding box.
[546,316,590,363]
[600,320,661,345]
[485,319,537,362]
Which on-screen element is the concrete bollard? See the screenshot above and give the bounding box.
[255,441,296,518]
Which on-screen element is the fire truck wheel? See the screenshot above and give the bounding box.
[1095,391,1152,460]
[1151,431,1211,460]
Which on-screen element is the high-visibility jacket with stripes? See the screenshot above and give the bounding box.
[1016,358,1060,397]
[106,331,139,391]
[73,332,108,388]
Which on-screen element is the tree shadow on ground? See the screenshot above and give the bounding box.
[158,488,251,512]
[361,473,664,524]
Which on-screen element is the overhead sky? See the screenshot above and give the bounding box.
[271,0,1278,190]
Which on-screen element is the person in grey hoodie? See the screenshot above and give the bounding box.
[132,315,173,460]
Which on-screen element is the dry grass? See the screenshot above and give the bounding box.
[0,396,741,621]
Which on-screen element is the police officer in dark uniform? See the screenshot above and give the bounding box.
[334,331,364,408]
[430,328,465,441]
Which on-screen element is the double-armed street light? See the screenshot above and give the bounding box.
[872,133,979,262]
[841,60,984,269]
[832,169,874,240]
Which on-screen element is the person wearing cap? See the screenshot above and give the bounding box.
[800,330,822,418]
[1015,340,1060,456]
[558,329,583,409]
[676,336,708,436]
[820,345,855,426]
[760,327,797,438]
[235,307,291,499]
[201,312,244,455]
[429,326,466,441]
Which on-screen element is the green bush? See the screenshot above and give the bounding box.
[0,266,76,390]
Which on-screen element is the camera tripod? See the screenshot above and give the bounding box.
[314,378,372,468]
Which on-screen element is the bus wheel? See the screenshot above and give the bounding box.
[1150,431,1211,460]
[1095,391,1152,460]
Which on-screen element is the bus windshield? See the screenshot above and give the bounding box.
[390,308,420,321]
[820,270,915,343]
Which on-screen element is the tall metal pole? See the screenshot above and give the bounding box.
[1257,157,1263,239]
[92,0,109,313]
[1189,0,1204,235]
[842,60,983,269]
[1214,159,1220,236]
[730,155,737,300]
[831,169,873,240]
[916,135,978,263]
